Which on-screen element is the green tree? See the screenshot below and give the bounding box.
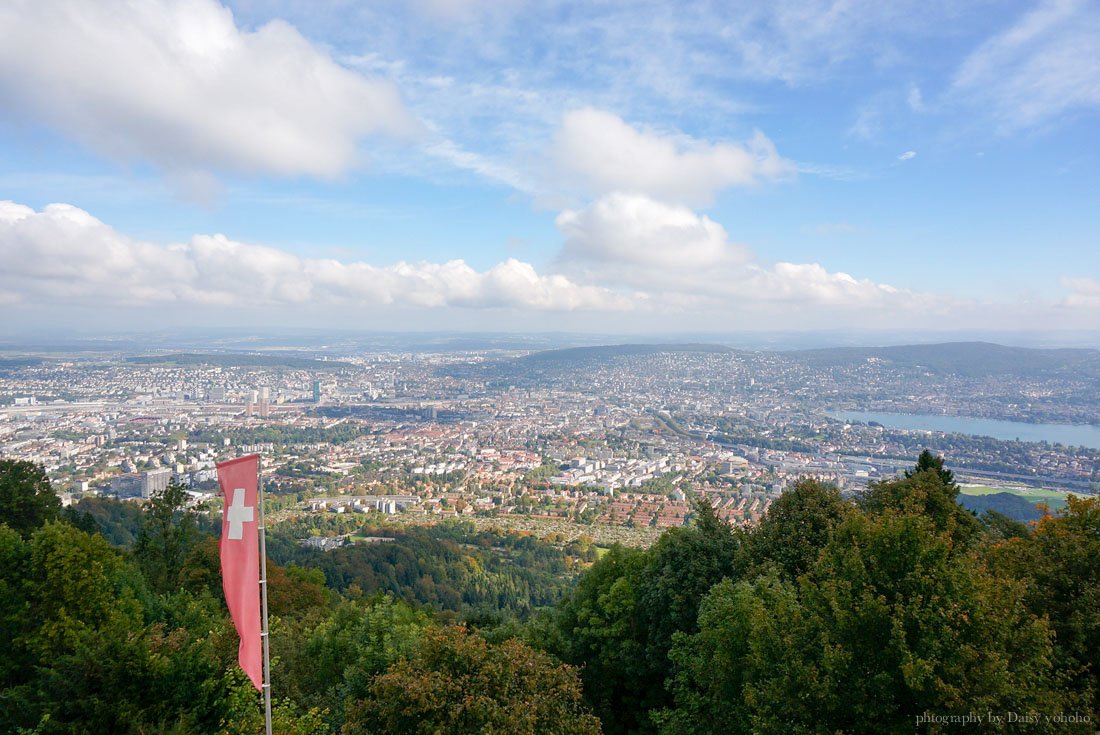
[657,574,798,735]
[344,625,602,735]
[557,500,742,735]
[665,511,1078,734]
[743,478,851,580]
[0,460,60,537]
[906,448,957,488]
[275,595,430,731]
[861,463,981,549]
[0,523,32,694]
[984,495,1100,716]
[556,545,648,735]
[134,480,200,594]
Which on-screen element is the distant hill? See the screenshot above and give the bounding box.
[787,341,1100,379]
[523,343,734,365]
[0,357,44,370]
[957,492,1044,522]
[126,353,351,369]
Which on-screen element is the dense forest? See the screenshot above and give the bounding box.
[0,452,1097,733]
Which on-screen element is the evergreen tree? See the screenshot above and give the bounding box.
[906,448,957,488]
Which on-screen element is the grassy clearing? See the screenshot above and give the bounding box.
[959,484,1072,510]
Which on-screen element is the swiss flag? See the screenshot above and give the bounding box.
[216,454,263,691]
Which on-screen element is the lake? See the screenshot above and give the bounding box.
[828,411,1100,450]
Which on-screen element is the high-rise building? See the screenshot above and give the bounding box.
[110,473,142,498]
[312,379,321,402]
[142,468,172,499]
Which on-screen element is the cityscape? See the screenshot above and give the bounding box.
[4,339,1097,545]
[3,0,1099,731]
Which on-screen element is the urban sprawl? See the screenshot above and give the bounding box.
[2,347,1097,545]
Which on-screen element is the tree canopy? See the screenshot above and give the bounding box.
[1,455,1097,733]
[0,459,61,537]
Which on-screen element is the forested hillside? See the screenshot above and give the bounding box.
[1,455,1097,733]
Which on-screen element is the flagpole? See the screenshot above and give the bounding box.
[258,459,273,735]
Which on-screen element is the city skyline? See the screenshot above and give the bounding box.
[1,0,1098,333]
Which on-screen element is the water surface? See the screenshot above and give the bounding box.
[829,411,1100,450]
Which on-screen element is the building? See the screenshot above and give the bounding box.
[312,379,322,402]
[142,468,173,499]
[110,473,143,498]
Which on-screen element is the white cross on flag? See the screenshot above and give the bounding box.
[216,454,263,691]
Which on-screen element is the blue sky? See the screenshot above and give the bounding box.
[0,0,1097,335]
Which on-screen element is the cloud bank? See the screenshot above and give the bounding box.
[0,0,419,178]
[553,192,921,310]
[1062,276,1100,308]
[0,201,630,312]
[553,108,794,207]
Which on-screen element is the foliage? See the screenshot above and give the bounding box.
[2,452,1098,733]
[907,448,957,487]
[743,478,850,580]
[134,480,201,595]
[274,595,430,732]
[0,460,61,537]
[556,500,741,735]
[271,522,577,617]
[64,495,146,546]
[344,624,602,735]
[663,512,1080,734]
[983,496,1100,713]
[860,466,982,549]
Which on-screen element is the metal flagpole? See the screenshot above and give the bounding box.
[258,459,273,735]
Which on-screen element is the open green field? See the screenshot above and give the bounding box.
[959,484,1073,510]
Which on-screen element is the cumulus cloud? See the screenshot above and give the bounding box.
[0,201,632,312]
[952,0,1100,131]
[1062,276,1100,308]
[556,193,749,270]
[907,85,926,112]
[553,108,795,206]
[0,0,419,178]
[898,150,917,161]
[552,192,919,310]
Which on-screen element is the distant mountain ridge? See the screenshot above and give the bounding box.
[126,353,351,369]
[957,492,1044,522]
[786,341,1100,379]
[522,343,735,364]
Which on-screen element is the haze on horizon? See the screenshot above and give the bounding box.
[1,0,1098,334]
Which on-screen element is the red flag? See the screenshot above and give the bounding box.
[216,454,263,691]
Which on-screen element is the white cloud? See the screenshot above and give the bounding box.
[848,102,882,141]
[738,262,902,305]
[552,192,920,310]
[553,108,795,206]
[952,0,1100,131]
[0,201,631,312]
[907,85,925,112]
[0,0,420,178]
[556,193,749,270]
[1062,276,1100,308]
[898,150,917,161]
